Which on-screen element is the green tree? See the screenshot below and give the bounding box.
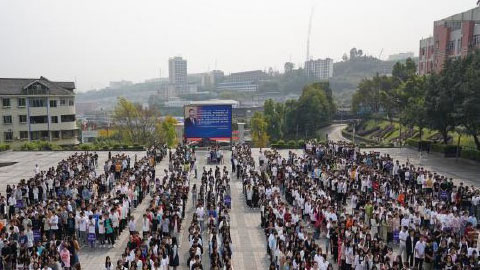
[424,70,456,144]
[456,50,480,150]
[352,74,394,115]
[392,58,417,83]
[263,99,284,141]
[113,97,160,145]
[295,82,336,138]
[158,116,178,148]
[250,112,269,147]
[396,75,427,139]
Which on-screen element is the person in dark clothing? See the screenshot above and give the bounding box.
[405,230,417,267]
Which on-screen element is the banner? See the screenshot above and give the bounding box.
[184,105,232,139]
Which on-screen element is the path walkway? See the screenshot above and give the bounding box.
[178,151,269,269]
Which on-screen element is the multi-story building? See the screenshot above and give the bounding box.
[304,58,334,81]
[223,70,268,83]
[419,6,480,75]
[388,52,415,61]
[216,81,258,92]
[0,76,78,145]
[168,56,188,94]
[419,37,435,75]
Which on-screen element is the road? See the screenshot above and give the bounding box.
[318,124,349,142]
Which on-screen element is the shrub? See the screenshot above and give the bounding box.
[19,141,60,151]
[0,144,10,151]
[20,142,38,151]
[297,139,305,148]
[287,140,297,148]
[270,143,278,149]
[277,140,286,149]
[461,149,480,161]
[405,139,418,148]
[112,143,121,149]
[80,144,93,151]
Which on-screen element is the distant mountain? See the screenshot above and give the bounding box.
[76,81,162,109]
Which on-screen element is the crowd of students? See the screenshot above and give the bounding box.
[113,145,188,270]
[234,141,480,270]
[187,162,233,270]
[0,149,158,270]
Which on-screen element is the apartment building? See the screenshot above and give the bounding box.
[0,76,78,145]
[419,6,480,75]
[305,58,334,81]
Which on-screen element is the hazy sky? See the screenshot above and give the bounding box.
[0,0,476,91]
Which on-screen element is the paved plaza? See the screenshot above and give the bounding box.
[0,140,479,269]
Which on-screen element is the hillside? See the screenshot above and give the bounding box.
[76,81,160,108]
[330,56,399,107]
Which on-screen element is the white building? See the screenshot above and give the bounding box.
[304,58,333,81]
[387,52,415,61]
[168,56,189,95]
[0,77,78,145]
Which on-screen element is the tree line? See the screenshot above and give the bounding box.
[351,50,480,150]
[112,97,178,147]
[250,82,336,147]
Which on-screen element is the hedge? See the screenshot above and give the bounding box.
[270,139,305,149]
[20,141,62,151]
[17,142,145,151]
[460,149,480,161]
[287,140,297,148]
[297,139,305,148]
[0,144,10,152]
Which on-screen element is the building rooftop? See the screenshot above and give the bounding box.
[0,76,75,96]
[188,99,239,107]
[435,6,480,24]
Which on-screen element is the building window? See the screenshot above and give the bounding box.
[3,115,12,124]
[49,100,57,107]
[30,115,49,124]
[17,98,26,107]
[51,131,60,139]
[2,98,10,108]
[19,131,28,140]
[68,99,74,106]
[19,115,27,123]
[473,35,480,46]
[51,116,58,123]
[447,40,455,53]
[30,131,49,140]
[457,39,462,54]
[61,114,75,122]
[26,83,48,95]
[30,98,47,107]
[61,130,75,139]
[60,99,67,106]
[4,132,13,142]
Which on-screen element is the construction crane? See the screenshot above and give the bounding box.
[378,48,384,60]
[306,5,315,61]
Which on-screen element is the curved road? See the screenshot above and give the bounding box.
[318,123,349,142]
